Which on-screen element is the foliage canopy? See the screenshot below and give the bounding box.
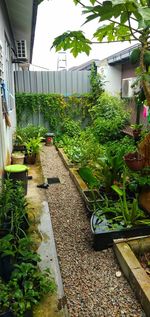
[52,0,150,105]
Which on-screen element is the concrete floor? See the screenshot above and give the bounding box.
[26,162,68,317]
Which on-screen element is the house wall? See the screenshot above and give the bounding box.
[0,1,16,174]
[122,61,137,79]
[98,59,122,96]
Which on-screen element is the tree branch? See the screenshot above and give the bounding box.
[127,11,140,41]
[91,39,137,43]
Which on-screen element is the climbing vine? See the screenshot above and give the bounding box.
[90,63,104,103]
[15,93,92,131]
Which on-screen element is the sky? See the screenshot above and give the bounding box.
[32,0,136,71]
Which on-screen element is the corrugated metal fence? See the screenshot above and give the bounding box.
[14,70,90,95]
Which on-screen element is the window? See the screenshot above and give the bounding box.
[16,40,27,59]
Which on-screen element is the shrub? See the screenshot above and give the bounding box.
[15,125,48,144]
[61,118,81,137]
[90,92,130,143]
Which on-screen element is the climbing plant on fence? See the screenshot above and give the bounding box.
[15,93,92,131]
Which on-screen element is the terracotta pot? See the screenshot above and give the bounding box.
[133,129,141,136]
[124,152,145,171]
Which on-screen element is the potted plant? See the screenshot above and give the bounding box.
[8,263,56,317]
[124,151,145,171]
[91,169,150,250]
[11,152,25,165]
[0,281,13,317]
[13,128,26,152]
[0,234,15,282]
[16,237,41,265]
[0,179,29,238]
[25,136,43,164]
[131,124,143,140]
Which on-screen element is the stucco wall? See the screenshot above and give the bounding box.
[122,61,137,79]
[0,1,16,174]
[98,60,122,96]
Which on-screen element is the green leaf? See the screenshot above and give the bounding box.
[138,7,150,20]
[90,0,97,4]
[51,31,91,57]
[111,0,126,4]
[73,0,79,4]
[83,13,100,24]
[138,18,150,28]
[94,23,115,42]
[94,22,131,42]
[111,185,123,196]
[120,11,128,23]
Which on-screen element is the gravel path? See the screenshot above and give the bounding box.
[40,146,145,317]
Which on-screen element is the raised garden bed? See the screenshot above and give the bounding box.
[57,148,103,212]
[57,147,74,169]
[91,213,150,251]
[69,167,103,215]
[69,167,88,193]
[113,236,150,317]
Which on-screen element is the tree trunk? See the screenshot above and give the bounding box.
[140,45,150,106]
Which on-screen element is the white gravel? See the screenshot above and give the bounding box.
[40,145,145,317]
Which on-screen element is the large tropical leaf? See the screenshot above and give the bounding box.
[51,31,91,57]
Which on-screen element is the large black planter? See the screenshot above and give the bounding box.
[4,165,28,196]
[24,309,33,317]
[91,214,150,251]
[0,222,10,238]
[0,311,14,317]
[0,256,14,282]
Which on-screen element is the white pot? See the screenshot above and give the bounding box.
[12,152,25,165]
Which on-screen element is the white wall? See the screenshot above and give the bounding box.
[98,59,122,96]
[0,2,16,174]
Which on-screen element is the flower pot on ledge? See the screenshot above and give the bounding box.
[124,152,145,171]
[25,154,36,165]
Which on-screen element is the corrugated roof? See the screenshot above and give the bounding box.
[107,44,139,65]
[69,59,100,71]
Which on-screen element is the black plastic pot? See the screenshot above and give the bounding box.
[0,229,9,238]
[0,222,10,238]
[0,256,14,282]
[13,145,26,152]
[4,165,28,195]
[91,214,150,251]
[24,309,33,317]
[0,311,14,317]
[25,154,36,165]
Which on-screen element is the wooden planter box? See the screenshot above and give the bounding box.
[114,236,150,317]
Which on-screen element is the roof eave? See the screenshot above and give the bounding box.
[30,0,44,63]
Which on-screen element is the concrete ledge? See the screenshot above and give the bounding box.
[31,157,70,317]
[57,147,98,207]
[69,167,88,194]
[56,147,88,193]
[114,237,150,317]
